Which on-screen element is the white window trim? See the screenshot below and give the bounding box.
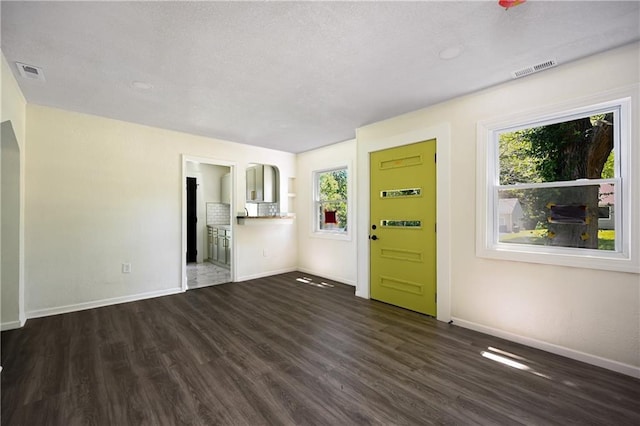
[476,90,639,273]
[311,164,352,241]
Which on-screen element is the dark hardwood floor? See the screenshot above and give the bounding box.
[2,272,639,425]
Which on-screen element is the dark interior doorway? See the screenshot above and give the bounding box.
[186,177,197,263]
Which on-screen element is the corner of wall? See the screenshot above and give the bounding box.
[1,49,27,330]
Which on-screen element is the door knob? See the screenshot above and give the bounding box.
[370,235,378,241]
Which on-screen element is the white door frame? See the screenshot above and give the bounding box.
[1,121,27,330]
[181,154,237,292]
[356,123,452,322]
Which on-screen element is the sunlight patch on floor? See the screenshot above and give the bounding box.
[296,276,335,288]
[481,346,552,380]
[482,350,530,370]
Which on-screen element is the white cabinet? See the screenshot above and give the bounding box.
[209,225,231,267]
[246,165,261,201]
[221,173,231,205]
[246,164,277,202]
[263,165,274,203]
[217,229,226,264]
[208,227,218,262]
[225,233,231,265]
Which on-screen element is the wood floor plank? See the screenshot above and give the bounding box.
[2,271,639,425]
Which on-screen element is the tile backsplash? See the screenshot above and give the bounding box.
[245,202,279,217]
[206,203,231,225]
[257,203,279,217]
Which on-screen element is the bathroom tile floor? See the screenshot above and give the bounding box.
[187,262,230,289]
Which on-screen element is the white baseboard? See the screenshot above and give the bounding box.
[451,317,640,379]
[296,267,356,287]
[355,292,367,300]
[235,267,297,282]
[26,287,184,319]
[1,320,23,331]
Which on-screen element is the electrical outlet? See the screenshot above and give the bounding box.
[122,263,131,273]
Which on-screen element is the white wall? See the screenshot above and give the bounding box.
[296,139,357,285]
[192,162,228,204]
[1,51,27,330]
[24,104,296,317]
[235,219,297,280]
[356,43,640,375]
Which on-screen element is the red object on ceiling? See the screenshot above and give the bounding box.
[499,0,526,9]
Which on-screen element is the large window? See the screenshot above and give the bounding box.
[314,167,348,235]
[497,109,618,250]
[477,96,637,272]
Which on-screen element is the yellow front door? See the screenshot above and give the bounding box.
[370,140,437,316]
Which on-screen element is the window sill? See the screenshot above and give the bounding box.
[311,231,352,241]
[477,244,639,274]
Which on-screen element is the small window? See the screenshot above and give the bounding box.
[314,167,348,235]
[598,206,611,220]
[477,95,637,273]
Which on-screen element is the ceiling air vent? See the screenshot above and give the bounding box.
[16,62,45,81]
[511,59,557,79]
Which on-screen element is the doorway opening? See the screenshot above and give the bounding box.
[182,156,235,291]
[186,177,197,263]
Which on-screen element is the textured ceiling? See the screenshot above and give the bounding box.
[2,1,639,153]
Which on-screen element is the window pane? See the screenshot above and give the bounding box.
[497,183,615,251]
[499,112,616,185]
[380,220,421,228]
[318,169,347,202]
[380,188,421,198]
[317,201,347,231]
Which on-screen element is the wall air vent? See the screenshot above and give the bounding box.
[16,62,45,81]
[511,59,557,79]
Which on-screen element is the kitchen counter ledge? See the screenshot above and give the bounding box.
[236,215,295,225]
